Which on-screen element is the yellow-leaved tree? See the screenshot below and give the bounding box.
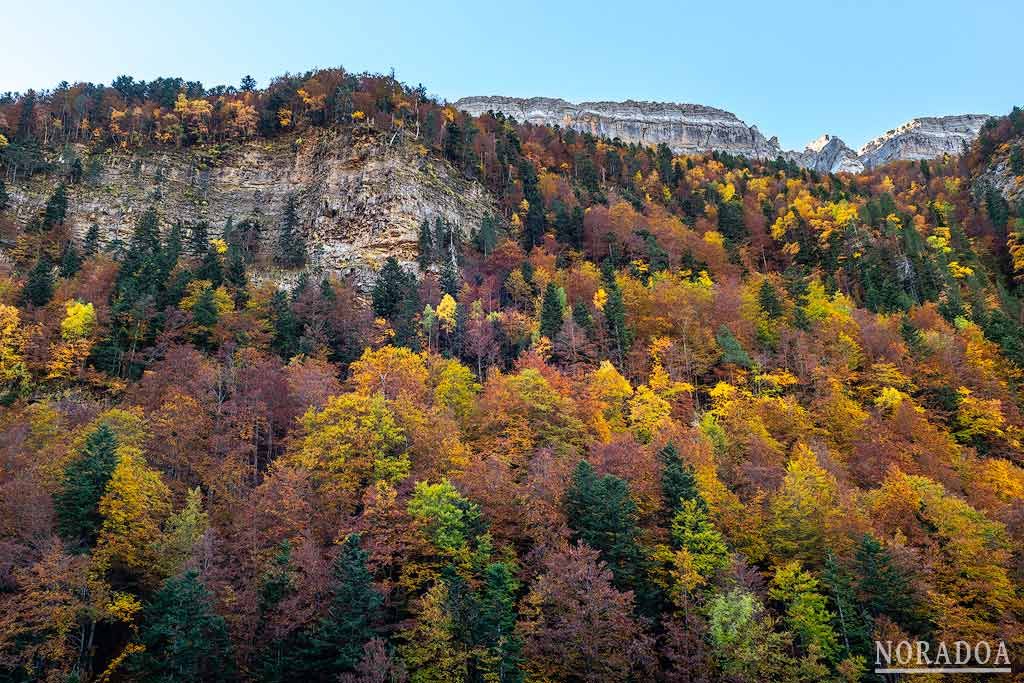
[95,446,173,586]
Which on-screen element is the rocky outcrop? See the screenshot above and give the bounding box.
[455,96,991,173]
[5,130,494,283]
[857,115,991,169]
[786,134,864,174]
[454,96,783,158]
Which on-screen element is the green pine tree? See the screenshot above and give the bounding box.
[59,242,82,278]
[854,534,921,633]
[758,280,784,320]
[190,220,210,256]
[270,289,300,359]
[129,570,236,682]
[20,257,54,307]
[43,184,68,228]
[83,223,101,256]
[308,534,382,674]
[601,266,632,366]
[539,282,564,340]
[716,325,753,368]
[477,214,498,257]
[0,176,9,211]
[418,218,434,269]
[275,194,306,268]
[197,245,223,286]
[658,441,702,517]
[564,460,646,593]
[54,424,119,545]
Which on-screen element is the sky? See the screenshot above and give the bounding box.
[4,0,1022,151]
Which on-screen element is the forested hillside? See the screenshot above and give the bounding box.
[1,68,1023,682]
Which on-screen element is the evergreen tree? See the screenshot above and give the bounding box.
[20,257,54,307]
[601,266,632,366]
[308,534,382,674]
[275,194,306,268]
[1011,146,1024,176]
[83,222,101,256]
[822,551,872,662]
[225,245,248,305]
[372,257,413,319]
[129,570,236,682]
[474,561,524,683]
[658,441,702,517]
[54,424,119,545]
[477,214,498,257]
[539,282,564,340]
[0,176,9,211]
[270,290,300,359]
[571,301,593,334]
[716,325,753,368]
[853,534,921,633]
[197,245,223,286]
[564,460,646,593]
[59,242,82,278]
[418,218,434,269]
[192,286,219,328]
[758,280,784,320]
[372,258,422,347]
[189,220,210,256]
[42,184,68,228]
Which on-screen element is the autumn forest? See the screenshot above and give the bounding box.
[0,68,1023,682]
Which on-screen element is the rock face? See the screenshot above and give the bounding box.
[454,96,783,158]
[857,115,991,169]
[4,130,493,284]
[455,96,991,173]
[786,134,864,174]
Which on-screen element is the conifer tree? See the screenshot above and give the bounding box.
[658,441,702,517]
[601,264,632,366]
[129,570,235,682]
[715,325,753,368]
[189,220,210,256]
[20,257,54,307]
[83,222,101,256]
[564,460,646,593]
[308,534,382,674]
[42,184,68,228]
[276,194,306,268]
[539,282,564,340]
[54,424,119,545]
[418,218,434,269]
[59,242,81,278]
[0,177,9,211]
[853,534,921,632]
[758,280,784,320]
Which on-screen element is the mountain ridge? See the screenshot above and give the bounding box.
[454,95,990,173]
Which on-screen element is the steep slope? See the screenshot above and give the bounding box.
[454,96,782,158]
[785,134,864,174]
[4,130,494,281]
[858,114,991,169]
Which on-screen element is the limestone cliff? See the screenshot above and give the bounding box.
[455,96,991,173]
[454,96,782,158]
[857,115,991,169]
[785,134,864,174]
[4,130,494,283]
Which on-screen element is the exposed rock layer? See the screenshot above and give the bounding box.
[455,96,990,173]
[5,130,493,283]
[454,96,782,158]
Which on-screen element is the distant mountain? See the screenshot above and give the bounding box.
[454,96,990,173]
[453,96,782,159]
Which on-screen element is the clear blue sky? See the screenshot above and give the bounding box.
[4,0,1021,150]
